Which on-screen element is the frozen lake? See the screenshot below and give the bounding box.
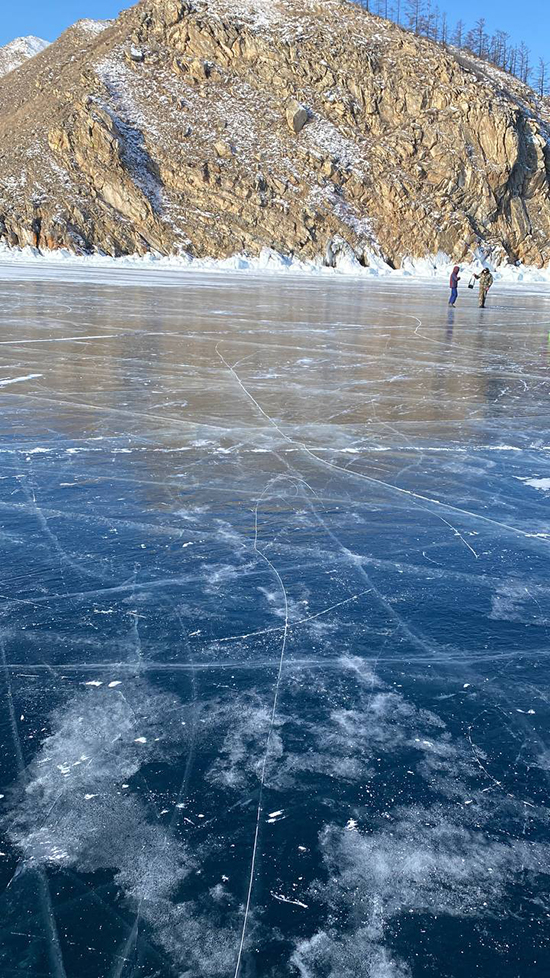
[0,266,549,978]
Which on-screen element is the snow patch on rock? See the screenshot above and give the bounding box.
[74,19,114,36]
[0,36,49,78]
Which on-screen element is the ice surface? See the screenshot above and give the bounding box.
[0,267,549,978]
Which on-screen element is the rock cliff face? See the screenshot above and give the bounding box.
[1,0,549,267]
[0,36,50,79]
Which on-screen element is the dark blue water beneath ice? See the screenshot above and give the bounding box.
[0,266,549,978]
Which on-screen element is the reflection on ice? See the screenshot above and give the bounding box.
[0,270,549,977]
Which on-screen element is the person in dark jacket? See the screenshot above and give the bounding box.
[474,268,494,308]
[449,265,460,306]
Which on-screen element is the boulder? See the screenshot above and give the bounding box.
[286,100,309,135]
[214,140,234,159]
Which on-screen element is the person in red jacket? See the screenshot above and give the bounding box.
[449,265,460,306]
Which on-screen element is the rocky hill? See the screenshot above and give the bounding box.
[0,35,50,78]
[0,0,549,268]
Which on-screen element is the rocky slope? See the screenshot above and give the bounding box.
[0,35,50,78]
[0,0,549,267]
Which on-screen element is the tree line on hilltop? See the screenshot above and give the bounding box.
[354,0,548,96]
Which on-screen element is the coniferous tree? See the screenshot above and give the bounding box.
[518,41,531,83]
[490,30,509,70]
[349,0,538,93]
[466,18,488,58]
[536,58,548,97]
[431,4,441,41]
[405,0,423,34]
[417,0,431,37]
[507,46,518,76]
[451,19,465,48]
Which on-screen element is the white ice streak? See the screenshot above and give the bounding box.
[0,373,42,387]
[230,471,294,978]
[271,891,309,909]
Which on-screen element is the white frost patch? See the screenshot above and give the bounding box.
[6,681,237,974]
[516,477,550,492]
[84,680,103,687]
[292,816,549,978]
[108,681,123,688]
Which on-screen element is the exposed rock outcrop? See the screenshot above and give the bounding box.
[0,0,549,267]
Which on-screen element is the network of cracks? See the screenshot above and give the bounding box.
[0,271,549,977]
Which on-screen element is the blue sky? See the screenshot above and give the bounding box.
[441,0,548,66]
[0,2,124,46]
[0,0,547,66]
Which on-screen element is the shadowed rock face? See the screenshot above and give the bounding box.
[0,0,549,266]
